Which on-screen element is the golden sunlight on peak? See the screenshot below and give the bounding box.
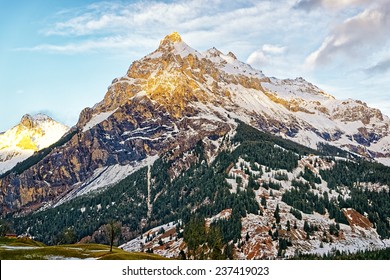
[160,32,182,45]
[167,32,182,42]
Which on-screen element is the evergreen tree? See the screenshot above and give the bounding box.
[179,250,186,260]
[274,204,281,224]
[261,196,267,208]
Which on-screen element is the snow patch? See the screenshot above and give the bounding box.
[82,110,117,132]
[50,155,159,208]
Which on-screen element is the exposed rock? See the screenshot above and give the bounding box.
[20,114,35,129]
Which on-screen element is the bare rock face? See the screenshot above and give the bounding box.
[333,100,384,125]
[20,114,35,129]
[76,107,94,130]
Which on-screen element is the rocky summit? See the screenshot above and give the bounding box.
[1,33,389,259]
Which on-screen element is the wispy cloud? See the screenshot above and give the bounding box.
[16,0,390,85]
[365,57,390,74]
[294,0,370,11]
[15,36,155,54]
[43,0,225,37]
[18,0,305,56]
[305,2,390,68]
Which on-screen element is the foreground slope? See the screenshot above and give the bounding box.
[0,237,165,260]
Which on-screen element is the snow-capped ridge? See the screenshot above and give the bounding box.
[0,113,69,174]
[203,47,223,57]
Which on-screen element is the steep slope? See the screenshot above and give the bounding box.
[0,114,69,175]
[1,31,389,218]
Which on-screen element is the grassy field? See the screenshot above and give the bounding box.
[0,237,166,260]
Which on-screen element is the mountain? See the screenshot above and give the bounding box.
[0,114,69,175]
[1,33,390,259]
[79,32,390,164]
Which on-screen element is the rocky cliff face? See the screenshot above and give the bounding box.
[1,32,390,215]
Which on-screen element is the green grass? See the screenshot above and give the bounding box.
[0,237,167,260]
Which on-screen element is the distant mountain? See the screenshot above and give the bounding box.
[0,114,69,175]
[1,33,390,259]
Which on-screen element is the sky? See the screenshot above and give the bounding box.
[1,0,390,132]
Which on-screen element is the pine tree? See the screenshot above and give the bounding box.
[304,220,310,233]
[274,204,281,224]
[261,196,267,208]
[179,250,186,260]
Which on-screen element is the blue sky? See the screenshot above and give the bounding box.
[1,0,390,131]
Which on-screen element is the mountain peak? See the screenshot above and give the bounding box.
[0,113,69,174]
[159,32,183,47]
[227,51,237,60]
[20,114,35,129]
[20,113,55,129]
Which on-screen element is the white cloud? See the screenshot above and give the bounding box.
[305,3,390,68]
[247,50,269,67]
[44,0,224,37]
[21,0,308,56]
[295,0,371,10]
[15,36,156,54]
[262,44,286,54]
[246,44,287,70]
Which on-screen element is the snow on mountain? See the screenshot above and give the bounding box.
[82,109,117,133]
[0,114,69,174]
[79,32,390,165]
[48,154,159,208]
